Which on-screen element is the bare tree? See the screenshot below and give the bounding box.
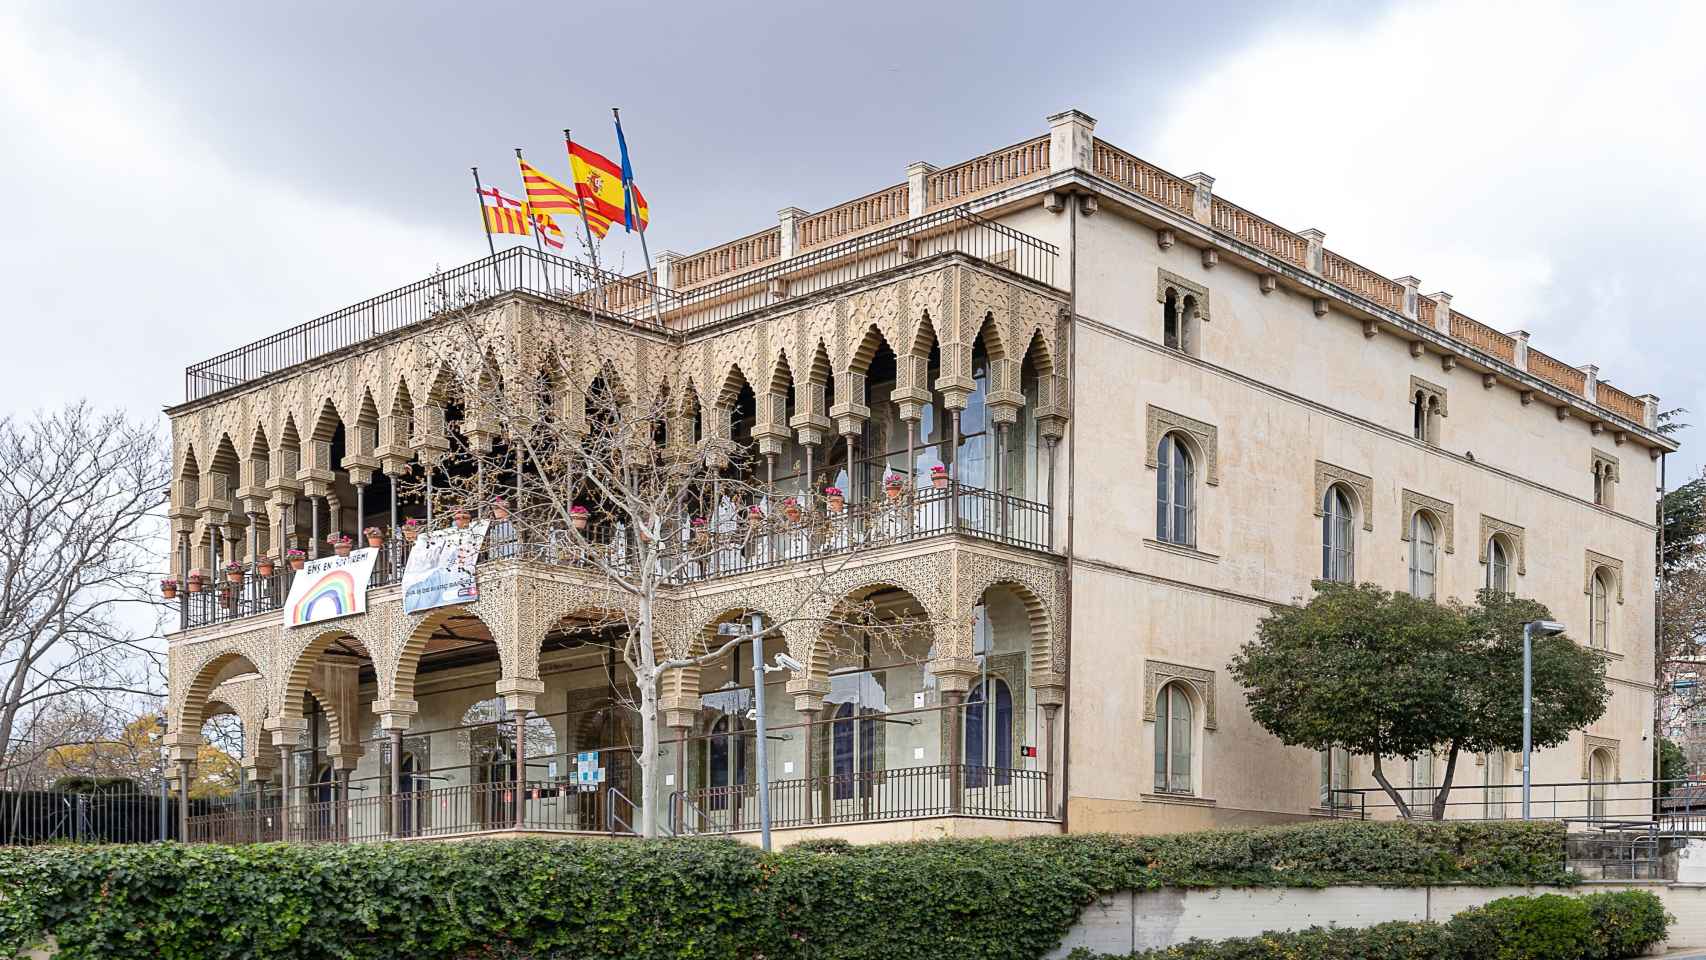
[417,294,934,836]
[0,404,169,777]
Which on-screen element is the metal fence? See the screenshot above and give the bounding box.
[674,763,1052,835]
[0,784,194,845]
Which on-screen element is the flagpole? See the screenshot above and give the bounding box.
[563,129,609,313]
[613,107,663,326]
[470,166,502,288]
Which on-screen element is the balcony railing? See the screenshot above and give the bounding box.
[674,764,1052,835]
[178,482,1051,632]
[182,206,1059,403]
[185,764,1050,845]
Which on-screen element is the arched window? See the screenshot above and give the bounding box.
[1322,486,1355,582]
[1413,390,1428,440]
[1153,682,1194,795]
[1588,749,1612,818]
[965,677,1014,787]
[1590,570,1613,648]
[705,714,752,811]
[1486,536,1511,594]
[831,702,878,800]
[1155,433,1195,546]
[1163,291,1181,350]
[1409,511,1438,600]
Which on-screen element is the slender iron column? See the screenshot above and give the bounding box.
[513,709,527,830]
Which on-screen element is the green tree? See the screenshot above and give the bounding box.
[1230,583,1610,819]
[1658,738,1686,796]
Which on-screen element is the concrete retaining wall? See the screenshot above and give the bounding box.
[1049,883,1706,958]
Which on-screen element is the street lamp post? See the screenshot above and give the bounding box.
[1522,619,1567,819]
[722,612,803,852]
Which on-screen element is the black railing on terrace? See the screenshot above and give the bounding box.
[184,249,673,401]
[179,482,1051,631]
[183,206,1059,402]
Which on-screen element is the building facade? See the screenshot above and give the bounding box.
[162,109,1674,844]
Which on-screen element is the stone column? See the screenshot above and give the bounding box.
[265,718,308,842]
[375,702,417,838]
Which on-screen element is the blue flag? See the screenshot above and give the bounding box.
[613,112,640,233]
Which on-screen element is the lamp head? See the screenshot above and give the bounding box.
[1527,619,1567,637]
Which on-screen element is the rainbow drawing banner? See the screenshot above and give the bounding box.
[402,521,490,615]
[282,548,379,628]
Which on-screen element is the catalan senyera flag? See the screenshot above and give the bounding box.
[479,185,532,236]
[517,158,581,217]
[568,141,648,240]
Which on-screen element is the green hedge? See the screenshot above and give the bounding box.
[1071,890,1671,960]
[0,820,1571,960]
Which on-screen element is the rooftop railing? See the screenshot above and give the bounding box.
[182,208,1058,404]
[664,206,1057,334]
[184,248,674,401]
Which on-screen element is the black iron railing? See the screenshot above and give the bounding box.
[178,483,1051,632]
[673,764,1052,835]
[184,249,672,401]
[183,206,1059,403]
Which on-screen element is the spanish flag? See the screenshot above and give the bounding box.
[517,157,581,217]
[568,140,648,239]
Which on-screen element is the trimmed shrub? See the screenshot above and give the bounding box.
[0,819,1572,960]
[1072,889,1670,960]
[1446,893,1596,960]
[1448,890,1671,960]
[1066,921,1458,960]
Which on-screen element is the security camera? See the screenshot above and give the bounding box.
[772,652,804,673]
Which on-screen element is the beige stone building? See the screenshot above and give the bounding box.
[162,108,1673,844]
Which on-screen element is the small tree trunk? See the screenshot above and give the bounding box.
[1431,743,1461,821]
[1370,755,1414,820]
[637,593,660,839]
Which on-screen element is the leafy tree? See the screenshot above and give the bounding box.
[1231,583,1609,819]
[1660,475,1706,573]
[45,713,239,799]
[1658,738,1686,796]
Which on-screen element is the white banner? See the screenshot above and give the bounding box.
[282,548,379,628]
[402,521,490,614]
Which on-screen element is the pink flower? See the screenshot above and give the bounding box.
[823,486,843,497]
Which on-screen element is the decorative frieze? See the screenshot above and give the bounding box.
[1313,461,1373,532]
[1400,489,1456,554]
[1145,406,1219,485]
[1477,515,1527,575]
[1584,550,1625,604]
[1143,660,1217,730]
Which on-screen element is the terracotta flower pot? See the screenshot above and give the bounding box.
[931,475,949,490]
[453,513,471,529]
[289,558,305,571]
[493,506,510,521]
[572,515,588,531]
[257,561,274,577]
[187,577,204,594]
[784,507,802,523]
[885,486,903,502]
[827,495,845,514]
[334,543,352,557]
[161,582,178,600]
[225,570,242,584]
[403,527,420,543]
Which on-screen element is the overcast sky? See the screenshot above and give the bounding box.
[3,0,1701,485]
